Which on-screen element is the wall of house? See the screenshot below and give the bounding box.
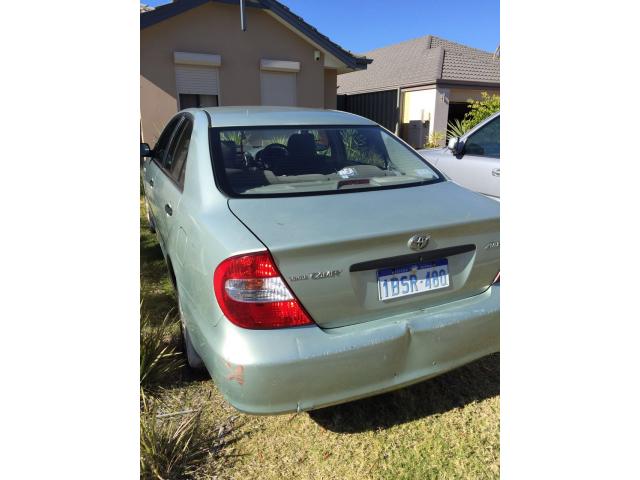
[323,69,337,109]
[402,88,436,125]
[432,86,450,145]
[141,2,331,144]
[400,85,500,146]
[448,87,500,103]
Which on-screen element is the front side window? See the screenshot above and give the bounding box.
[211,125,442,196]
[164,119,193,187]
[153,116,182,163]
[464,116,500,158]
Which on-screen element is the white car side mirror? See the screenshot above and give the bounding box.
[447,137,462,155]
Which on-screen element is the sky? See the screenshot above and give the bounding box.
[143,0,500,54]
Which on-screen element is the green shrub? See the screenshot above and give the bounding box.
[446,118,469,140]
[461,92,500,131]
[424,131,445,148]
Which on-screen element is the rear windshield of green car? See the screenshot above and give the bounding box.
[209,125,443,197]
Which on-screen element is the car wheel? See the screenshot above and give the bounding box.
[145,198,156,234]
[179,300,205,370]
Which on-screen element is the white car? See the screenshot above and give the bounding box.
[418,112,500,199]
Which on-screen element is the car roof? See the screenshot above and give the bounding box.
[185,106,378,128]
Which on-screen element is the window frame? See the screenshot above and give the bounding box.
[208,124,445,199]
[167,119,193,189]
[152,116,182,165]
[178,93,219,110]
[152,113,194,192]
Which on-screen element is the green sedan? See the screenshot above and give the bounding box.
[140,106,500,415]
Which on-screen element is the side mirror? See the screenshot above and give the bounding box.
[447,137,462,155]
[140,143,152,158]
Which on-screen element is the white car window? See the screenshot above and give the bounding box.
[464,117,500,158]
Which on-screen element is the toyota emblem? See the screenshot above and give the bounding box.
[408,234,430,251]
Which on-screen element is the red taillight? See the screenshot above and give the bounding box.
[213,251,314,329]
[493,272,500,284]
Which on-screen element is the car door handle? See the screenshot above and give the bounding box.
[165,204,173,216]
[492,168,500,177]
[149,178,154,187]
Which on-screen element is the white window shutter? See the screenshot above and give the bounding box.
[175,65,220,96]
[260,71,297,106]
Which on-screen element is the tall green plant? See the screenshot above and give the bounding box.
[340,129,385,167]
[264,135,289,146]
[221,131,251,146]
[446,119,468,140]
[461,92,500,131]
[341,129,366,160]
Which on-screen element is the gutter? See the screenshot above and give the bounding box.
[339,79,500,96]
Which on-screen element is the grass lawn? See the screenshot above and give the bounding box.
[140,196,500,480]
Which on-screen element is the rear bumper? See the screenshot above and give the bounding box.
[196,285,499,415]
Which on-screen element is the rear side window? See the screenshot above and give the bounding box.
[464,116,500,158]
[210,125,443,197]
[164,118,193,188]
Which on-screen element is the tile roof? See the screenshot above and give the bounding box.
[337,35,499,95]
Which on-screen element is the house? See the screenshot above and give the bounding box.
[337,35,499,147]
[140,0,370,145]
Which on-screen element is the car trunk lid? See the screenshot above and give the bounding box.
[227,181,499,329]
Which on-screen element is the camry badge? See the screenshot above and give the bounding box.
[289,270,342,282]
[408,234,430,251]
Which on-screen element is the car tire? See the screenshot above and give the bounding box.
[179,300,205,370]
[145,198,156,234]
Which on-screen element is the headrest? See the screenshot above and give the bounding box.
[287,132,316,157]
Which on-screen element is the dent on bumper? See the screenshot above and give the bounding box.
[197,285,499,415]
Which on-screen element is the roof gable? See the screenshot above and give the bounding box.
[140,0,370,71]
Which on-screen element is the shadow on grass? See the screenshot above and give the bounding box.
[144,367,212,394]
[308,353,499,434]
[141,290,177,327]
[140,211,178,325]
[140,233,167,285]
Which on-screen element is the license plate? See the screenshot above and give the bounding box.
[377,259,450,301]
